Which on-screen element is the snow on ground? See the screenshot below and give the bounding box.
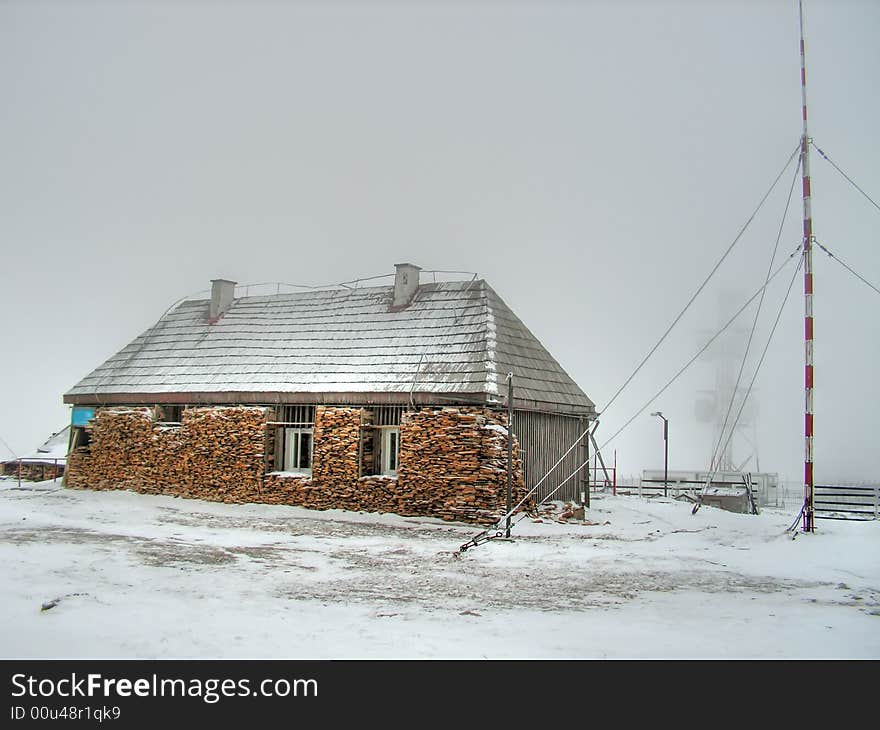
[1,478,878,659]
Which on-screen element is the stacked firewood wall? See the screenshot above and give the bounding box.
[67,404,525,524]
[264,406,365,510]
[174,407,266,500]
[263,406,278,474]
[265,405,526,524]
[65,407,154,491]
[396,407,526,524]
[312,407,360,486]
[65,406,267,502]
[2,461,65,481]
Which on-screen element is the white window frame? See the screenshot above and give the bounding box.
[283,427,313,475]
[380,427,400,477]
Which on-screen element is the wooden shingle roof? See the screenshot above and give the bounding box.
[64,280,594,416]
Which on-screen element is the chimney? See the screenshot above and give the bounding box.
[391,263,421,310]
[209,278,236,322]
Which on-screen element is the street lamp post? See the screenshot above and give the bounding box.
[650,411,668,497]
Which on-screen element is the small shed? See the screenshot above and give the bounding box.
[698,486,751,514]
[2,426,69,482]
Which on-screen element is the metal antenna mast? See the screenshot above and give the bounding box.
[799,0,816,532]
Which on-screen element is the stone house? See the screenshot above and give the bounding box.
[63,264,595,523]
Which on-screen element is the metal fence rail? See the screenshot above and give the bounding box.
[814,484,879,521]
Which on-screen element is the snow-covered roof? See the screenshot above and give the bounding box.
[13,426,69,465]
[64,280,594,416]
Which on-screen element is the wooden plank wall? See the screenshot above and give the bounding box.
[514,410,587,504]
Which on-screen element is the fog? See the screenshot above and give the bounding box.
[2,0,877,488]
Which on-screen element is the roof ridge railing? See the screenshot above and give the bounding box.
[228,271,480,299]
[234,275,392,298]
[168,271,481,302]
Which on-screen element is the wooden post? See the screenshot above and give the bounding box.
[579,418,589,505]
[506,373,513,538]
[613,449,618,496]
[663,417,669,498]
[584,425,591,508]
[63,426,80,489]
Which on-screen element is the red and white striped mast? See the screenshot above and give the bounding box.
[799,0,815,532]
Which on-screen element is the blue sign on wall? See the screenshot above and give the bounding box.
[71,406,95,427]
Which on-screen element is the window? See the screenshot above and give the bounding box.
[155,405,184,423]
[272,405,315,476]
[282,428,313,474]
[379,427,400,477]
[359,406,404,478]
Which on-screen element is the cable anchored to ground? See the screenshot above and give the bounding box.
[596,245,803,455]
[459,143,804,552]
[459,245,803,552]
[708,148,802,474]
[696,255,805,515]
[599,142,802,417]
[508,252,802,529]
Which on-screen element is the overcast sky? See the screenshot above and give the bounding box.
[2,0,878,487]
